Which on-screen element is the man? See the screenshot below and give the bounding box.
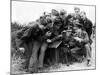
[20,23,50,72]
[59,9,68,30]
[64,7,81,30]
[59,9,67,21]
[38,16,47,26]
[64,14,73,30]
[27,10,61,72]
[80,11,93,44]
[73,7,81,19]
[61,28,73,66]
[50,9,61,26]
[72,23,91,66]
[44,11,64,64]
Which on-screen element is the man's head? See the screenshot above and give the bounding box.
[51,9,59,16]
[53,17,62,30]
[46,16,53,29]
[45,31,52,37]
[54,24,61,30]
[67,25,73,30]
[74,7,80,14]
[80,11,87,20]
[62,29,72,37]
[73,22,83,31]
[67,14,73,22]
[60,9,67,16]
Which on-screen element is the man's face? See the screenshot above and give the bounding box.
[73,26,82,33]
[62,30,72,38]
[74,8,80,14]
[47,23,53,28]
[73,26,79,32]
[46,31,52,37]
[54,25,60,30]
[51,9,58,16]
[68,18,73,22]
[54,23,62,30]
[80,12,86,20]
[66,31,72,37]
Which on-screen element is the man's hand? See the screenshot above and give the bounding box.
[19,47,25,53]
[39,24,46,29]
[45,31,52,37]
[47,39,52,43]
[74,37,82,42]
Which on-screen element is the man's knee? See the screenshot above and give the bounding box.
[41,43,48,52]
[32,41,41,52]
[85,43,90,48]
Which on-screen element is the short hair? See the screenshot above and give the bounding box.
[74,7,80,11]
[80,11,86,15]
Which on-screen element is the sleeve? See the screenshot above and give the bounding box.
[21,27,34,40]
[50,34,62,42]
[84,19,93,37]
[81,31,89,43]
[88,19,93,37]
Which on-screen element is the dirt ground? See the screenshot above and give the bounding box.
[11,38,96,74]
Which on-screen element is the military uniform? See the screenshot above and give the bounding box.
[60,29,74,65]
[72,24,91,66]
[20,22,52,72]
[80,18,93,44]
[59,9,67,27]
[32,11,63,69]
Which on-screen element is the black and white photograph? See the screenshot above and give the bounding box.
[11,0,96,74]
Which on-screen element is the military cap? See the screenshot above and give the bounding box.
[62,29,72,34]
[51,9,59,16]
[74,22,83,29]
[60,9,67,15]
[66,29,72,32]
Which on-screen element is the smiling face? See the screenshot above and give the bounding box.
[73,26,82,34]
[45,31,52,37]
[80,11,86,20]
[74,7,80,14]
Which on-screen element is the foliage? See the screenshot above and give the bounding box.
[11,22,24,32]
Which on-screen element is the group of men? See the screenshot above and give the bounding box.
[19,7,93,73]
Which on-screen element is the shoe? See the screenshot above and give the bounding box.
[87,59,91,67]
[66,62,70,66]
[28,68,38,73]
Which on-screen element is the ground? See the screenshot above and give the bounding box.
[11,38,96,74]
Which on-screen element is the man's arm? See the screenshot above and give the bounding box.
[51,34,62,42]
[81,31,89,43]
[47,34,62,43]
[73,31,89,43]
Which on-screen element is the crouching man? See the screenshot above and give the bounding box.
[61,28,73,66]
[73,23,91,66]
[20,24,51,73]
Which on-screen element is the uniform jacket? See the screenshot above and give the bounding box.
[80,18,93,37]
